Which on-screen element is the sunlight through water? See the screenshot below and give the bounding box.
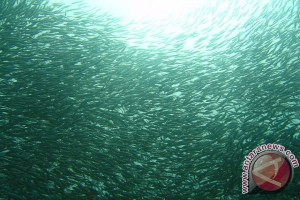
[48,0,270,50]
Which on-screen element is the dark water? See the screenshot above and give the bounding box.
[0,0,299,199]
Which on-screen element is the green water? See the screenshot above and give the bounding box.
[0,0,299,199]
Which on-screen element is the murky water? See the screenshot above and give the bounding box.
[0,0,299,199]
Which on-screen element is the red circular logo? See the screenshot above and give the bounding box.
[251,153,291,192]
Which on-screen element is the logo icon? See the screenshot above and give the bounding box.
[251,152,291,192]
[242,144,298,194]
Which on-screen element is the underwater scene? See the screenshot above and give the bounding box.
[0,0,300,199]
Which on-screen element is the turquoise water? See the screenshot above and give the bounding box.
[0,0,299,199]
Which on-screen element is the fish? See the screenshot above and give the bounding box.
[0,0,300,199]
